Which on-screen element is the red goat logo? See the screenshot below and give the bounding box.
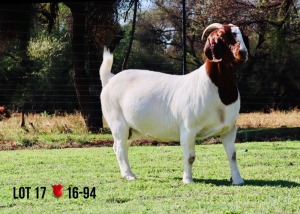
[52,184,64,198]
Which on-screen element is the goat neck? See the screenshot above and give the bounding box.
[205,59,238,106]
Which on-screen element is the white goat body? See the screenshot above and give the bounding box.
[100,23,248,184]
[101,64,239,142]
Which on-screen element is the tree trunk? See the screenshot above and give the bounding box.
[65,2,103,133]
[88,42,103,128]
[122,0,138,70]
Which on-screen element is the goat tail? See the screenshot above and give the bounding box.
[100,46,114,87]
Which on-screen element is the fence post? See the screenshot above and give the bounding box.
[182,0,186,75]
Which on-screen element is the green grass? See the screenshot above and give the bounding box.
[0,141,299,213]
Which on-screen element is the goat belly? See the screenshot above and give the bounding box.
[130,128,180,142]
[197,124,231,139]
[122,98,181,142]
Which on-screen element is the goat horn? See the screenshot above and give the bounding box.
[201,23,223,41]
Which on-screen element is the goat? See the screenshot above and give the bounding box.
[100,23,248,184]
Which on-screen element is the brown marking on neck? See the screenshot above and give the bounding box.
[205,60,238,105]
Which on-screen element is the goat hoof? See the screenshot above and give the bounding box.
[232,181,245,186]
[182,178,194,184]
[123,174,137,180]
[230,177,245,185]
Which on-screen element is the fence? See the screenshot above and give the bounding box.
[0,2,299,115]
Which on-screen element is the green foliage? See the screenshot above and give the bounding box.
[0,3,77,113]
[28,36,66,61]
[18,136,38,147]
[26,33,75,111]
[113,10,182,74]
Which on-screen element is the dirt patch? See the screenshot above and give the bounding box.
[0,139,180,151]
[57,139,180,149]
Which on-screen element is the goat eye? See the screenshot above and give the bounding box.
[232,33,237,37]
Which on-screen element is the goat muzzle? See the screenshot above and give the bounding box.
[234,50,248,63]
[232,42,248,63]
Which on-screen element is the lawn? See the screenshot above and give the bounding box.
[0,141,299,213]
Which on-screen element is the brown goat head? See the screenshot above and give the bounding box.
[202,23,249,64]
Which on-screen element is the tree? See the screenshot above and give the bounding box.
[113,8,183,75]
[0,2,123,132]
[0,3,35,114]
[1,0,299,119]
[0,3,76,113]
[146,0,300,111]
[122,0,139,70]
[64,1,122,132]
[213,0,300,110]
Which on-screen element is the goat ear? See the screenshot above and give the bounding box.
[242,33,250,55]
[204,39,214,61]
[204,37,224,62]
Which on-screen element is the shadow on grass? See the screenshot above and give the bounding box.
[236,127,300,142]
[191,178,300,188]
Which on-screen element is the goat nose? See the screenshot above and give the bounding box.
[239,50,248,60]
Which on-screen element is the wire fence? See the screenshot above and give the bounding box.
[0,2,300,116]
